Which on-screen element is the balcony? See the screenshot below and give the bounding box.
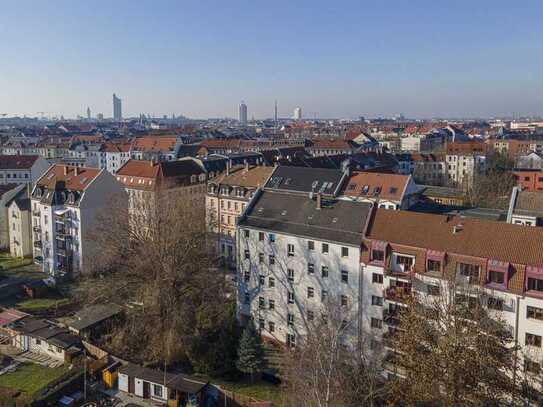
[57,247,69,257]
[384,286,412,304]
[383,309,401,327]
[33,240,42,249]
[32,210,41,217]
[32,226,41,233]
[34,256,43,265]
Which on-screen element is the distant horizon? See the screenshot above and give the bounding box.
[1,1,543,119]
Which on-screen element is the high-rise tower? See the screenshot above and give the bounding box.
[239,102,248,126]
[113,93,122,121]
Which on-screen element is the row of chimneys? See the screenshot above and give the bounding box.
[63,166,79,176]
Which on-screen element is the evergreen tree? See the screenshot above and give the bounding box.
[236,320,264,382]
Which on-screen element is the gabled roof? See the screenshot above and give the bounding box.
[211,166,273,188]
[117,160,160,178]
[240,190,371,245]
[366,209,543,266]
[341,171,411,201]
[69,303,123,332]
[264,166,345,196]
[0,155,41,170]
[119,364,208,394]
[132,136,178,152]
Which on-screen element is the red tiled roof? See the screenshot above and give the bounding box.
[342,171,411,200]
[0,155,40,170]
[132,136,177,152]
[37,165,101,191]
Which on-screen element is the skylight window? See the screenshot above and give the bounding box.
[389,187,398,194]
[361,185,369,194]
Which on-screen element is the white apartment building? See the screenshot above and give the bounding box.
[31,165,125,277]
[362,209,543,390]
[7,188,32,258]
[446,153,486,187]
[104,142,131,174]
[0,155,50,185]
[237,189,372,349]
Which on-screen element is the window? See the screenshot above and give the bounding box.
[287,244,295,257]
[307,310,314,321]
[244,230,250,238]
[321,290,328,302]
[395,254,414,269]
[307,287,314,298]
[268,321,275,332]
[341,295,348,307]
[427,285,440,296]
[527,306,543,321]
[527,277,543,292]
[288,291,294,304]
[269,299,275,310]
[427,259,441,272]
[526,333,542,347]
[458,263,480,280]
[341,247,349,257]
[269,277,275,288]
[269,233,276,243]
[308,240,315,250]
[341,270,348,283]
[287,313,294,327]
[371,318,383,329]
[487,297,503,311]
[286,333,296,347]
[525,359,541,375]
[371,250,384,262]
[372,273,383,284]
[321,266,329,278]
[244,271,250,282]
[259,232,264,241]
[269,255,275,265]
[259,275,265,285]
[36,339,41,345]
[258,253,264,264]
[322,243,329,254]
[244,292,250,304]
[153,384,163,398]
[371,296,383,306]
[488,270,505,285]
[283,268,293,282]
[308,263,315,274]
[259,297,265,309]
[258,318,265,330]
[244,250,250,260]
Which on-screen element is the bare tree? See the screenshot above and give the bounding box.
[386,275,526,406]
[77,190,238,374]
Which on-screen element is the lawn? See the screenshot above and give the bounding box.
[0,363,68,396]
[15,297,71,312]
[214,378,282,404]
[0,253,32,271]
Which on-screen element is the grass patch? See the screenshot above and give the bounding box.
[15,298,71,312]
[0,363,67,396]
[214,378,282,404]
[0,253,32,271]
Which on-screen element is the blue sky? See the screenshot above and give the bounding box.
[1,0,542,119]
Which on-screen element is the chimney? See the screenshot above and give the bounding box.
[244,160,249,172]
[453,223,463,234]
[74,166,78,176]
[150,158,155,167]
[63,166,68,176]
[316,193,322,210]
[226,160,231,176]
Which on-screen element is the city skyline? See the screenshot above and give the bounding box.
[1,1,543,119]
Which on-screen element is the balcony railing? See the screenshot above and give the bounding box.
[33,240,42,249]
[384,286,412,303]
[32,226,41,233]
[383,309,401,326]
[34,256,43,264]
[32,210,41,217]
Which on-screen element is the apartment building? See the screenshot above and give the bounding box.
[507,187,543,226]
[396,153,447,186]
[0,155,50,185]
[237,189,372,349]
[104,142,131,174]
[339,171,417,210]
[513,170,543,192]
[0,184,25,250]
[130,136,182,162]
[206,164,273,267]
[116,158,207,222]
[361,209,543,388]
[6,187,32,258]
[446,142,487,188]
[31,165,125,276]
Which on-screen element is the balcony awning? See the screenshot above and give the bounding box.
[371,240,388,251]
[488,259,509,273]
[426,250,445,261]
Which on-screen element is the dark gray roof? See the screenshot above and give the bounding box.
[239,190,371,245]
[69,303,123,332]
[264,166,345,196]
[418,185,465,199]
[119,364,208,394]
